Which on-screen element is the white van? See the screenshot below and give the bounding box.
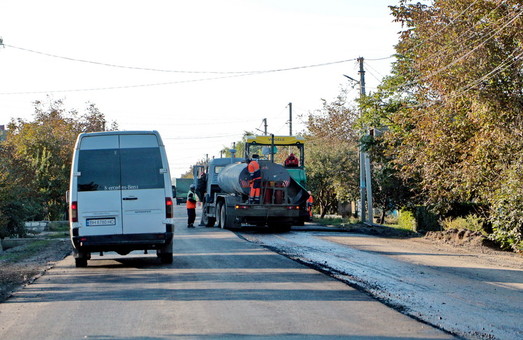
[68,131,174,267]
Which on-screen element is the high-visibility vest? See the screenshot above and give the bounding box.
[186,190,198,209]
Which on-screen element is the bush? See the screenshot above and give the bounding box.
[414,206,441,232]
[399,206,441,232]
[442,214,487,235]
[398,209,416,231]
[488,164,523,252]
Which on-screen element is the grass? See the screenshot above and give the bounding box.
[314,216,358,227]
[0,239,52,263]
[47,221,69,232]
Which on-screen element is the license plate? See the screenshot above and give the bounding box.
[86,218,116,226]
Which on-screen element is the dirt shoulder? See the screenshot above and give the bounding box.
[0,238,72,302]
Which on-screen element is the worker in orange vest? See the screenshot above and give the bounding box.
[186,184,198,228]
[247,154,262,204]
[306,191,314,220]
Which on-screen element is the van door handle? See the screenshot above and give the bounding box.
[123,197,138,200]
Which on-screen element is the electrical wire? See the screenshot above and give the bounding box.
[4,43,357,75]
[391,6,523,96]
[403,0,483,57]
[420,1,511,70]
[164,133,241,140]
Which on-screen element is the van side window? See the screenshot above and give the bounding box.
[120,148,164,189]
[78,149,120,191]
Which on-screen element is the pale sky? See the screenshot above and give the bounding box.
[0,0,401,177]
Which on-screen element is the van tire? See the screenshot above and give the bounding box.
[160,252,173,264]
[75,258,88,267]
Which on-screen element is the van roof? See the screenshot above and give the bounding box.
[77,131,164,149]
[79,130,160,137]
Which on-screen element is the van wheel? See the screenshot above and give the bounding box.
[159,252,173,264]
[75,258,88,267]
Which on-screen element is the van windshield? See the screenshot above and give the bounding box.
[78,148,164,191]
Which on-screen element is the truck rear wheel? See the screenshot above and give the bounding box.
[220,203,240,229]
[218,202,225,229]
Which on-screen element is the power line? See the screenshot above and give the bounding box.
[0,50,362,95]
[164,133,241,140]
[418,1,510,69]
[5,43,358,75]
[403,0,483,57]
[387,6,523,98]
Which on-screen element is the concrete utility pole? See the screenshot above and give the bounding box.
[358,57,373,224]
[344,57,373,224]
[288,102,293,136]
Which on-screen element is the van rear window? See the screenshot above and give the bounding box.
[78,148,164,191]
[120,148,164,190]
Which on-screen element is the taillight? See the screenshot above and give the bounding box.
[70,201,78,222]
[165,197,173,218]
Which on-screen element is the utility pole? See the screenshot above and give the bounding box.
[358,57,373,224]
[344,57,373,224]
[263,118,268,135]
[288,102,293,136]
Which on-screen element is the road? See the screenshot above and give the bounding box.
[0,205,453,339]
[240,228,523,340]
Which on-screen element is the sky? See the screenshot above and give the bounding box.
[0,0,402,177]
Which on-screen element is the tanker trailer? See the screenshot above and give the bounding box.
[196,158,309,231]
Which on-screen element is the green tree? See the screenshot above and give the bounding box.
[383,0,523,247]
[0,98,116,237]
[359,72,419,223]
[305,89,360,218]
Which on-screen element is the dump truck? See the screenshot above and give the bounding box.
[174,178,193,205]
[193,135,309,231]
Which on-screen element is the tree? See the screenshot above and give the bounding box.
[305,89,360,218]
[388,0,523,205]
[383,0,523,248]
[0,98,116,237]
[359,71,420,223]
